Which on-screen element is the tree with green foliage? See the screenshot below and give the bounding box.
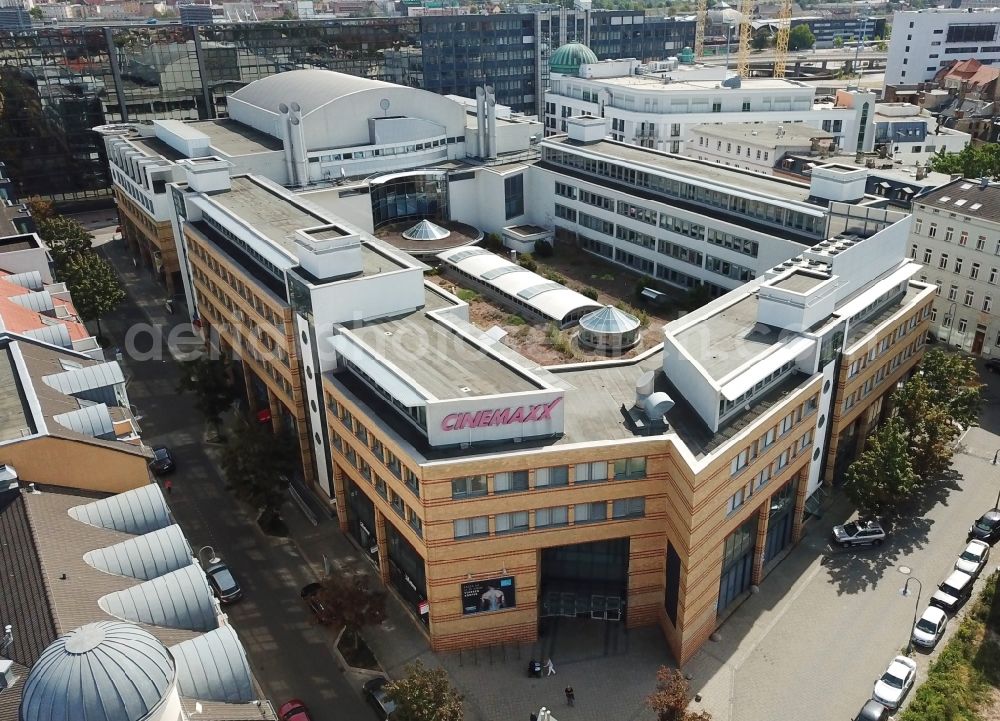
[58,251,125,339]
[874,35,887,51]
[788,24,816,51]
[28,6,42,19]
[928,144,1000,180]
[385,661,464,721]
[843,417,919,517]
[752,29,771,51]
[312,573,386,648]
[25,197,54,221]
[893,374,961,484]
[177,355,238,440]
[36,215,93,267]
[219,420,296,531]
[647,666,713,721]
[833,35,844,48]
[916,348,983,429]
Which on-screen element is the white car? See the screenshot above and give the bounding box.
[912,605,948,649]
[872,655,917,709]
[956,539,990,578]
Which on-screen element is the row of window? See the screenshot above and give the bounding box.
[842,336,924,413]
[328,396,421,498]
[846,307,926,379]
[450,457,646,500]
[730,395,818,477]
[454,497,647,539]
[696,136,771,163]
[727,428,813,516]
[345,447,424,539]
[719,361,799,421]
[914,218,995,252]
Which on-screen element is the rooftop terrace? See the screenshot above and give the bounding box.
[188,119,282,156]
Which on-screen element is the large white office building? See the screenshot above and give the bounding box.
[543,53,877,155]
[886,8,1000,86]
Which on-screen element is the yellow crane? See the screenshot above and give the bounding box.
[735,0,754,78]
[773,0,793,78]
[695,0,708,59]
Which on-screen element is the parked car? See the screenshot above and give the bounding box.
[205,560,243,604]
[278,700,313,721]
[984,358,1000,373]
[853,699,890,721]
[911,605,949,649]
[831,519,886,548]
[872,655,917,710]
[363,676,397,720]
[148,446,176,475]
[300,582,326,621]
[956,539,991,578]
[968,509,1000,543]
[930,569,974,613]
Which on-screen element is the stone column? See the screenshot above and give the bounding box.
[375,509,390,585]
[791,468,810,544]
[750,503,770,585]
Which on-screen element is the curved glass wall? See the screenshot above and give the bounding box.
[370,172,449,229]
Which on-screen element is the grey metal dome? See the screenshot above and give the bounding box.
[85,524,194,581]
[19,621,175,721]
[402,219,451,242]
[579,305,641,334]
[69,483,171,536]
[98,564,218,632]
[169,625,254,703]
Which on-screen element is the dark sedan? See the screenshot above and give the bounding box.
[363,677,396,720]
[969,508,1000,543]
[148,446,176,475]
[205,560,243,604]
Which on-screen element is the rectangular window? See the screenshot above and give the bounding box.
[454,516,489,539]
[955,257,964,274]
[389,489,404,517]
[965,289,975,307]
[375,475,387,498]
[949,284,959,301]
[452,475,488,499]
[575,461,609,483]
[775,449,790,472]
[914,219,923,234]
[406,508,423,537]
[504,174,524,219]
[404,469,419,497]
[495,511,529,534]
[985,296,993,313]
[535,506,569,528]
[727,487,745,515]
[494,470,529,493]
[575,501,608,523]
[928,223,937,238]
[755,464,771,490]
[991,268,999,284]
[972,263,981,280]
[939,253,949,269]
[612,497,646,519]
[762,427,777,449]
[370,438,384,464]
[945,227,954,243]
[923,248,933,264]
[613,457,647,479]
[960,231,969,246]
[800,429,813,450]
[731,448,750,475]
[780,412,794,435]
[958,318,968,333]
[536,466,569,488]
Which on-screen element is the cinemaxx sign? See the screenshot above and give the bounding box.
[440,397,563,432]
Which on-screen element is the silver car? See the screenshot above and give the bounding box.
[956,539,990,578]
[912,605,948,649]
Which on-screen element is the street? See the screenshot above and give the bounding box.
[97,235,375,721]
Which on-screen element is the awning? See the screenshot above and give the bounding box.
[719,336,815,401]
[878,181,891,188]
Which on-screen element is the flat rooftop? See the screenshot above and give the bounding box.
[845,282,925,347]
[130,136,187,162]
[188,119,282,156]
[210,177,406,277]
[0,347,33,442]
[591,75,810,92]
[692,122,834,147]
[772,270,827,293]
[547,137,815,205]
[674,293,785,381]
[349,286,542,399]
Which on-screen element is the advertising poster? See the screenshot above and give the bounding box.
[461,576,516,614]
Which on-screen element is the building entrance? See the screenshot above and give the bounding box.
[539,538,629,622]
[763,478,797,566]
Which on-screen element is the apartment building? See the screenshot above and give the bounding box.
[908,178,1000,356]
[887,8,1000,86]
[872,103,970,164]
[685,122,835,175]
[543,55,877,154]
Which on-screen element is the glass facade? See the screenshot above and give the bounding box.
[370,172,449,228]
[540,537,629,620]
[1,15,693,205]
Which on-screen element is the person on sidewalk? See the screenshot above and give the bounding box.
[544,658,555,676]
[564,686,574,707]
[164,478,173,495]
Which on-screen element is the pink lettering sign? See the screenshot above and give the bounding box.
[440,397,563,432]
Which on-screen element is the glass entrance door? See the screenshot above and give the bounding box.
[718,515,758,613]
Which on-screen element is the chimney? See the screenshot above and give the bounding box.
[982,176,990,188]
[289,102,309,188]
[475,86,487,159]
[916,164,927,180]
[486,85,498,160]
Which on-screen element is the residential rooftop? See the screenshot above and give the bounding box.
[917,178,1000,224]
[691,122,834,147]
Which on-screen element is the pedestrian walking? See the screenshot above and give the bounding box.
[544,658,555,676]
[164,478,173,495]
[564,686,574,707]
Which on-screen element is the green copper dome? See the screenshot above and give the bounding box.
[550,42,598,76]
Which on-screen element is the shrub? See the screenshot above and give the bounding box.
[534,239,554,257]
[581,287,599,300]
[518,253,537,272]
[457,289,479,302]
[485,232,504,251]
[506,314,527,326]
[543,270,566,284]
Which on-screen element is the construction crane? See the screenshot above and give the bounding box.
[695,0,708,59]
[773,0,793,78]
[735,0,754,78]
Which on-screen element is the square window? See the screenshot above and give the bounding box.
[536,466,569,488]
[495,470,529,493]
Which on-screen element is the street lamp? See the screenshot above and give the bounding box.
[900,577,923,655]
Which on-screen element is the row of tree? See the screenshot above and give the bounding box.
[28,200,125,338]
[844,348,982,518]
[928,144,1000,181]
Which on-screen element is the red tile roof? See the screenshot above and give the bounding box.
[0,273,89,342]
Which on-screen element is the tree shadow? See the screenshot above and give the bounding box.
[821,470,964,596]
